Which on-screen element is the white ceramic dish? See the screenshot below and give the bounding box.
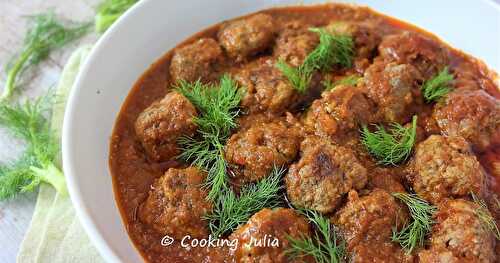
[62,0,500,262]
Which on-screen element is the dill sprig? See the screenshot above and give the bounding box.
[95,0,138,33]
[421,67,453,103]
[276,60,312,93]
[323,74,361,91]
[471,193,500,240]
[277,27,354,93]
[2,13,91,101]
[361,115,418,166]
[0,96,66,199]
[305,28,354,70]
[203,166,285,237]
[391,192,436,253]
[287,209,346,263]
[176,75,242,200]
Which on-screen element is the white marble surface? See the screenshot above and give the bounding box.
[0,1,99,262]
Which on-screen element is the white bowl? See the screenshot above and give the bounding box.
[62,0,499,262]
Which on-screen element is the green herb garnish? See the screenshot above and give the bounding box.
[276,60,312,93]
[361,115,418,165]
[95,0,138,33]
[287,209,346,263]
[1,13,90,101]
[391,192,436,253]
[0,96,66,199]
[204,166,285,237]
[421,67,453,103]
[323,74,361,91]
[471,192,500,240]
[176,75,242,200]
[277,27,354,93]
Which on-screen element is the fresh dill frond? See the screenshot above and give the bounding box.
[2,13,91,101]
[0,96,67,199]
[421,67,453,103]
[305,28,354,70]
[361,115,418,165]
[204,166,285,237]
[471,192,500,240]
[276,60,312,94]
[277,27,354,93]
[323,74,361,91]
[95,0,138,33]
[391,192,436,253]
[287,209,346,263]
[176,75,242,200]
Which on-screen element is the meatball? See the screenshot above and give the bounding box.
[362,61,422,123]
[229,208,312,263]
[418,199,496,263]
[378,31,448,79]
[412,135,486,205]
[225,118,302,183]
[432,89,500,152]
[169,38,223,83]
[218,13,275,61]
[326,21,381,60]
[233,57,301,114]
[135,92,197,162]
[138,167,212,239]
[303,84,374,140]
[333,190,410,263]
[274,22,319,66]
[285,137,367,213]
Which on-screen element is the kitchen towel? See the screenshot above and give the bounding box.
[17,45,105,263]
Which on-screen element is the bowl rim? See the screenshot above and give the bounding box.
[62,0,149,262]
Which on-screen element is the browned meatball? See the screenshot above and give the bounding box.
[333,190,410,263]
[233,57,301,114]
[274,22,318,67]
[286,137,367,213]
[229,208,312,263]
[218,13,275,61]
[432,89,500,152]
[362,61,422,123]
[418,199,496,263]
[135,92,197,162]
[303,84,374,140]
[225,118,302,183]
[169,38,223,83]
[451,59,499,94]
[138,167,212,239]
[326,21,381,60]
[378,31,448,79]
[412,135,486,205]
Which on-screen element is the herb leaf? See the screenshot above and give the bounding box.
[323,74,361,91]
[176,75,242,200]
[287,209,346,263]
[305,28,354,70]
[361,115,418,165]
[276,60,312,94]
[95,0,138,33]
[2,13,91,101]
[421,67,453,103]
[471,192,500,240]
[0,96,67,199]
[391,192,436,253]
[204,166,285,237]
[277,27,354,93]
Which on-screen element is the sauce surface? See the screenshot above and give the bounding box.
[109,4,500,263]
